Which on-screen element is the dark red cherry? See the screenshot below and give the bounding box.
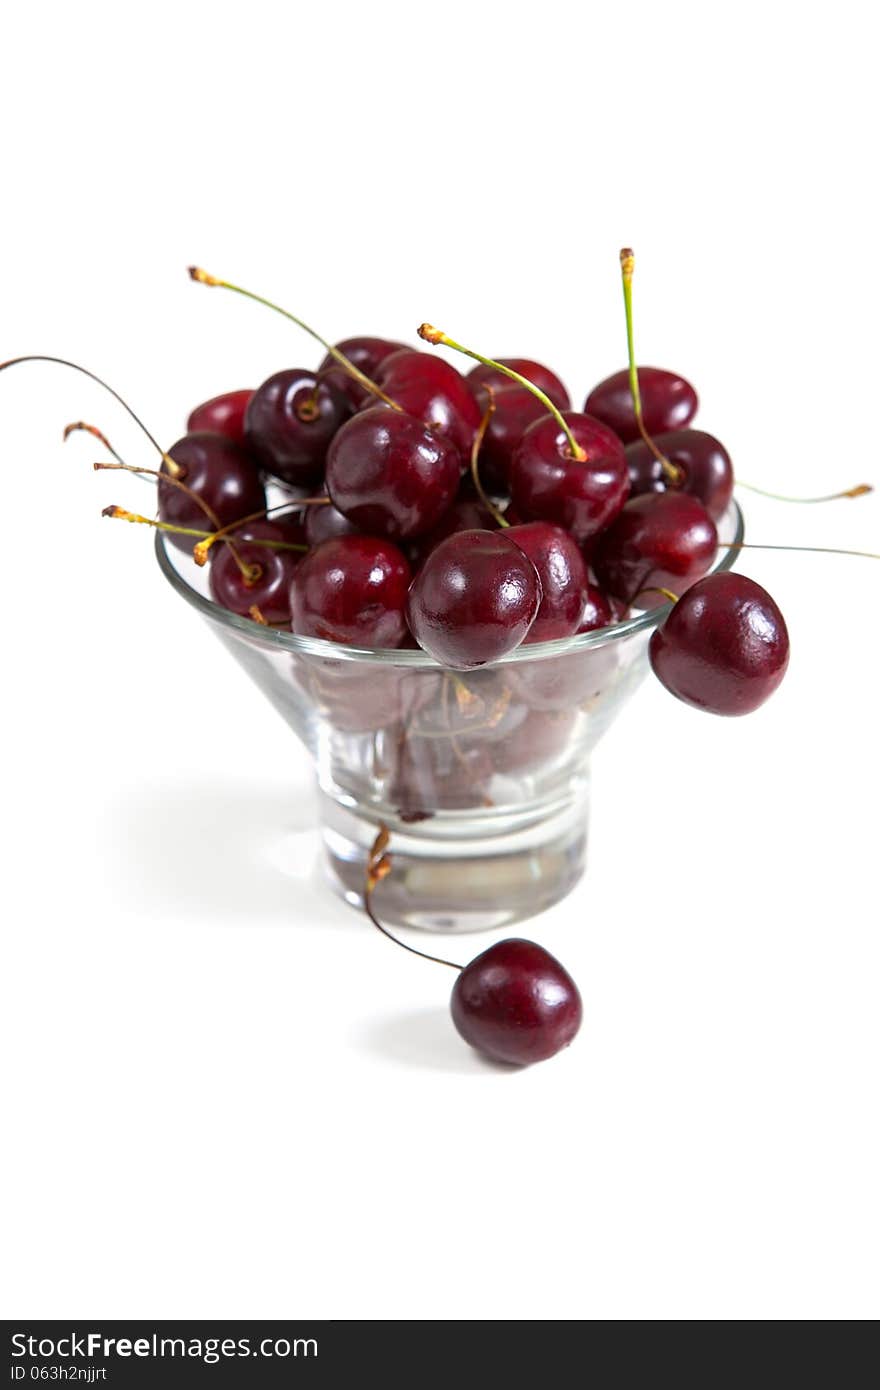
[467,358,570,411]
[186,388,253,446]
[650,573,789,716]
[470,384,553,489]
[290,535,411,647]
[325,407,460,540]
[304,501,360,546]
[577,583,614,632]
[408,497,499,569]
[318,336,409,408]
[490,708,577,775]
[592,493,718,606]
[451,938,583,1065]
[585,366,698,444]
[244,368,352,488]
[506,522,590,643]
[372,350,482,458]
[406,529,542,669]
[209,526,299,626]
[158,432,266,552]
[626,429,734,520]
[509,412,629,544]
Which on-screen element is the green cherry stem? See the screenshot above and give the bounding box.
[619,249,682,485]
[736,479,873,503]
[718,540,880,560]
[188,267,403,413]
[469,387,509,528]
[101,506,308,555]
[418,323,587,462]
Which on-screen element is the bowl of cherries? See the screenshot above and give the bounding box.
[9,248,859,1066]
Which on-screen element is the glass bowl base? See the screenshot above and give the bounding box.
[320,779,589,933]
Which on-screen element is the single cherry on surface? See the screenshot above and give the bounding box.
[371,349,482,458]
[649,572,790,715]
[509,412,630,544]
[158,431,266,551]
[187,388,254,446]
[244,368,352,488]
[593,492,718,605]
[585,366,698,444]
[290,535,412,648]
[325,406,460,540]
[626,428,734,520]
[506,521,590,643]
[467,358,571,411]
[406,529,543,669]
[451,938,583,1065]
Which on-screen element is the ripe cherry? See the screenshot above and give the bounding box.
[649,573,790,715]
[451,939,583,1065]
[318,336,409,407]
[244,368,352,488]
[290,535,411,647]
[372,349,482,458]
[325,407,460,540]
[469,383,553,489]
[187,388,253,446]
[158,432,266,551]
[585,366,698,444]
[408,497,499,569]
[509,412,630,543]
[467,358,570,410]
[506,521,590,642]
[209,524,300,626]
[406,529,542,668]
[304,501,361,546]
[626,428,734,520]
[593,492,718,606]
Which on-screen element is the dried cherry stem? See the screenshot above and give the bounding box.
[418,323,587,462]
[364,827,464,971]
[187,267,403,413]
[469,387,509,528]
[101,506,307,556]
[736,480,873,503]
[635,585,680,605]
[248,605,268,625]
[0,356,185,478]
[619,249,682,486]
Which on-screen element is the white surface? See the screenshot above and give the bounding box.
[1,0,877,1322]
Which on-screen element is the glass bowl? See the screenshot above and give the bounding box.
[155,500,743,932]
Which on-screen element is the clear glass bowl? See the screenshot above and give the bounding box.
[155,500,743,931]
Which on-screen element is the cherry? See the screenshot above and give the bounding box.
[209,524,300,626]
[298,657,429,734]
[650,572,790,715]
[467,358,570,411]
[593,492,718,606]
[509,412,630,543]
[408,497,499,569]
[325,407,460,540]
[371,349,482,458]
[490,708,577,775]
[389,732,494,816]
[158,432,266,551]
[585,366,698,444]
[290,535,411,647]
[244,368,352,488]
[577,583,615,632]
[506,521,590,642]
[626,429,734,520]
[304,501,361,546]
[318,336,409,407]
[187,388,253,446]
[406,529,542,668]
[451,939,583,1065]
[469,383,554,489]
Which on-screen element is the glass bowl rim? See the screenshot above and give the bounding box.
[154,499,744,668]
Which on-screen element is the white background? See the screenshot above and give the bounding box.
[2,0,877,1321]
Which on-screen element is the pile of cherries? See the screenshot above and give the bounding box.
[1,251,811,1068]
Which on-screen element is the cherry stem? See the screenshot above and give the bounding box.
[187,267,403,413]
[718,540,880,561]
[364,826,464,971]
[0,356,185,478]
[417,323,587,463]
[101,506,308,556]
[619,250,682,486]
[248,605,268,625]
[469,387,509,528]
[736,480,873,504]
[635,585,679,605]
[192,497,327,566]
